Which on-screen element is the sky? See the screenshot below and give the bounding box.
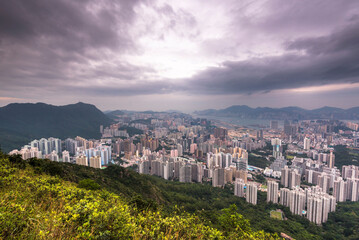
[1,0,359,112]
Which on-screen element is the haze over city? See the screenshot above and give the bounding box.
[1,0,359,111]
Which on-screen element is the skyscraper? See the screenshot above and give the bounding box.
[212,168,225,187]
[271,138,282,159]
[267,180,279,204]
[303,137,310,151]
[328,150,335,168]
[90,156,102,168]
[179,164,192,183]
[62,150,70,163]
[334,179,347,202]
[76,155,88,166]
[234,178,246,197]
[246,182,258,205]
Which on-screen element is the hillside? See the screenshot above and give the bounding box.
[194,105,359,120]
[0,153,280,239]
[2,153,359,239]
[0,154,333,239]
[0,102,113,152]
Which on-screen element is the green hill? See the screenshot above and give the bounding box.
[0,152,279,239]
[0,102,113,152]
[2,153,359,239]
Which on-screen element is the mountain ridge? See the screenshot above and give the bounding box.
[194,105,359,120]
[0,102,113,152]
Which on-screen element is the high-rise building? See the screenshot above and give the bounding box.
[346,178,359,201]
[214,128,228,140]
[177,144,183,157]
[328,150,335,168]
[151,160,161,176]
[342,165,359,179]
[334,179,347,202]
[212,168,225,187]
[289,188,306,215]
[281,166,301,189]
[236,150,248,171]
[280,188,290,206]
[288,169,301,189]
[65,138,78,155]
[49,150,59,162]
[271,138,282,159]
[238,170,248,184]
[62,150,70,163]
[267,181,279,203]
[191,163,203,183]
[90,156,102,168]
[281,166,290,187]
[76,155,88,166]
[318,173,331,193]
[303,137,310,151]
[179,164,192,183]
[234,178,246,197]
[246,182,258,205]
[139,160,150,174]
[306,190,336,224]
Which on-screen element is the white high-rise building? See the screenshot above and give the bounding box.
[139,160,150,175]
[271,138,282,159]
[267,181,279,203]
[246,182,258,205]
[234,178,246,198]
[179,164,192,183]
[49,150,59,162]
[304,137,310,151]
[334,179,347,202]
[212,168,225,187]
[62,150,70,163]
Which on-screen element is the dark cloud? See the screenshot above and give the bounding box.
[0,0,139,51]
[186,19,359,94]
[0,0,156,94]
[0,0,359,111]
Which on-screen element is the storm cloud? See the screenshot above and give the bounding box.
[0,0,359,111]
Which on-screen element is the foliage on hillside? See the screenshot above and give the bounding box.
[3,154,322,239]
[4,152,359,239]
[0,152,280,239]
[334,145,359,170]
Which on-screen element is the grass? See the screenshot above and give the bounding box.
[270,210,283,220]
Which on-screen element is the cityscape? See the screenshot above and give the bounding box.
[9,111,359,227]
[2,0,359,239]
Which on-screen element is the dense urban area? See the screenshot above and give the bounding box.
[9,110,359,234]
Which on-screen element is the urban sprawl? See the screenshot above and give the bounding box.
[10,112,359,225]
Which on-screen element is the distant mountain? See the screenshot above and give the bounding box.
[0,102,113,152]
[106,110,126,119]
[194,105,359,120]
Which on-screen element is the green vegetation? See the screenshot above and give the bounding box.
[248,153,271,168]
[119,126,144,136]
[270,211,283,220]
[334,145,359,170]
[78,178,101,190]
[286,155,295,160]
[0,152,279,239]
[322,201,359,240]
[3,152,359,239]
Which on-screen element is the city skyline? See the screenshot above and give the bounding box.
[1,0,359,111]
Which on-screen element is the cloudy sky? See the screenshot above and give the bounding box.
[1,0,359,112]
